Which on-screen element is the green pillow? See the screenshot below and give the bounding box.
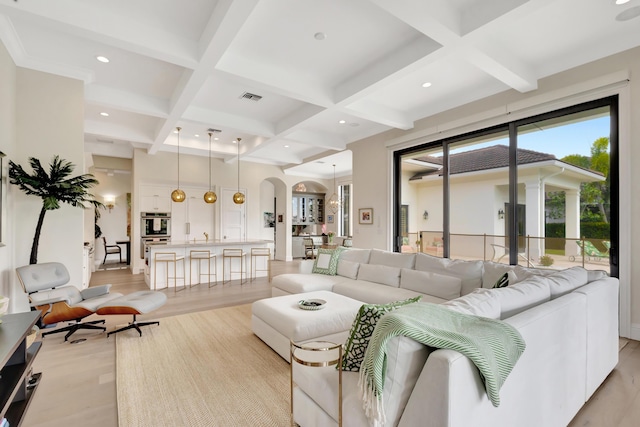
[493,272,509,288]
[340,296,422,371]
[312,248,342,275]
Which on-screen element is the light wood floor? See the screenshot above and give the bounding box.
[22,261,639,427]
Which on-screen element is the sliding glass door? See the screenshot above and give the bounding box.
[394,96,618,276]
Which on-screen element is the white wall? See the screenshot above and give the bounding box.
[15,70,85,291]
[349,46,639,337]
[0,41,19,311]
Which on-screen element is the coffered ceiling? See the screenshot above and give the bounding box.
[2,0,639,179]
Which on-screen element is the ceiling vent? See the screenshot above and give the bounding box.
[239,92,262,101]
[207,128,222,133]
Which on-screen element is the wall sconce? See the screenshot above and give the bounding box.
[104,196,116,213]
[423,210,429,220]
[498,209,505,220]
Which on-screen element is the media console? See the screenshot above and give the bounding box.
[0,311,42,427]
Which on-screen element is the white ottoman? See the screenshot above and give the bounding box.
[252,291,364,361]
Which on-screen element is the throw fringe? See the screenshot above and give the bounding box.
[359,366,386,427]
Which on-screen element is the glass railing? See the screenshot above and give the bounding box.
[403,231,610,273]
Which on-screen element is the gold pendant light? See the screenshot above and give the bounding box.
[327,164,341,214]
[233,137,245,204]
[203,131,217,204]
[171,126,186,203]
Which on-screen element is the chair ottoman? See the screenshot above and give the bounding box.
[96,290,167,337]
[251,291,363,361]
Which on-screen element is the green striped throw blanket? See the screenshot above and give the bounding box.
[359,302,526,426]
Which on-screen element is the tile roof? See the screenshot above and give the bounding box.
[409,145,556,180]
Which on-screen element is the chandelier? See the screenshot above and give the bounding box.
[327,164,341,214]
[170,126,186,203]
[203,131,217,204]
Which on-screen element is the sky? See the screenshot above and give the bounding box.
[517,116,610,158]
[409,113,611,160]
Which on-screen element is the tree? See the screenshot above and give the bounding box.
[9,155,102,264]
[546,137,610,223]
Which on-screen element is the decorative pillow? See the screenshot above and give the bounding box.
[415,253,483,296]
[340,296,422,371]
[337,260,360,279]
[490,275,551,319]
[399,268,462,300]
[311,248,342,275]
[356,263,401,287]
[546,266,588,299]
[441,289,501,319]
[493,272,510,288]
[339,248,371,264]
[483,261,517,288]
[369,248,416,269]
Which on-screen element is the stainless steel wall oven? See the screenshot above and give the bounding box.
[141,212,171,238]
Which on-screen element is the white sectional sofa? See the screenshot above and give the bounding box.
[269,248,619,427]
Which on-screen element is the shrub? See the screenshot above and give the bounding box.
[539,255,554,267]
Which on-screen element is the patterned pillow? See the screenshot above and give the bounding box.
[493,272,509,288]
[340,296,422,371]
[312,248,342,275]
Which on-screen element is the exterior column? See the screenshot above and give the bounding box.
[525,181,542,261]
[565,189,580,257]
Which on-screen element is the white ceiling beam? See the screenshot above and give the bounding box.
[275,104,327,135]
[462,45,537,92]
[149,0,261,154]
[284,130,346,151]
[85,85,169,118]
[216,53,335,107]
[343,100,413,130]
[334,36,441,104]
[370,0,537,92]
[183,106,275,137]
[84,120,153,145]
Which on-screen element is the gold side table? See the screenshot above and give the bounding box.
[290,340,343,427]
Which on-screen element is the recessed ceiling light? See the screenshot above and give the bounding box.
[96,55,110,63]
[284,145,290,148]
[616,0,630,5]
[194,134,199,137]
[339,120,346,124]
[422,82,432,88]
[214,137,219,141]
[173,130,179,133]
[100,112,109,117]
[314,32,326,41]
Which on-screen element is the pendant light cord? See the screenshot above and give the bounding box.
[208,132,212,190]
[176,127,181,189]
[237,138,241,192]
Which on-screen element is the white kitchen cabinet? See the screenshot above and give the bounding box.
[141,194,172,213]
[171,188,215,242]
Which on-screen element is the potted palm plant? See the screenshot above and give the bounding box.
[9,155,102,264]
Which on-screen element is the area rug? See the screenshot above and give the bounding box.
[116,304,290,426]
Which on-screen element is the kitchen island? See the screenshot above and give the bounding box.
[144,239,274,289]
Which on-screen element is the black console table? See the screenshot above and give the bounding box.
[0,311,42,427]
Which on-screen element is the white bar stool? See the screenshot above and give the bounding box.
[250,247,271,282]
[222,248,247,284]
[154,252,186,293]
[190,250,218,288]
